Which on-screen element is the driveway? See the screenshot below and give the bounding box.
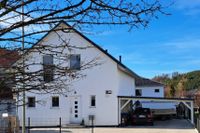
[28,119,197,133]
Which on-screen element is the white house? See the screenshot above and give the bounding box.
[16,21,165,126]
[134,78,176,110]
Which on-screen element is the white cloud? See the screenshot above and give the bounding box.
[163,38,200,50]
[160,37,200,56]
[174,0,200,15]
[0,10,49,33]
[175,0,200,9]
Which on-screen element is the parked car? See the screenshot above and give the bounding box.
[131,108,154,125]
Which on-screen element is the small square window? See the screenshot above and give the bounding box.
[52,96,59,107]
[28,97,35,107]
[75,101,78,104]
[155,89,160,93]
[75,110,78,113]
[75,114,78,118]
[75,105,78,109]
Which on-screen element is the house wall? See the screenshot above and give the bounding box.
[17,94,70,126]
[136,86,164,98]
[17,23,135,126]
[118,69,135,96]
[134,86,176,109]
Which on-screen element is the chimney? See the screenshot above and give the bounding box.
[105,49,108,52]
[119,55,122,63]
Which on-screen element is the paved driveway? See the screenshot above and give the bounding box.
[28,119,197,133]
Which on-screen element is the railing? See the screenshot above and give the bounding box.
[26,117,62,133]
[25,117,94,133]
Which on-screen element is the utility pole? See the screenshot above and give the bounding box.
[21,0,26,133]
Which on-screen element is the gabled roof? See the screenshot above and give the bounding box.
[135,77,164,87]
[14,21,140,79]
[60,21,140,79]
[13,21,161,87]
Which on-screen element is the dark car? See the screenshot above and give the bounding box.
[131,108,154,125]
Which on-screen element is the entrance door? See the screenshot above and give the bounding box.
[70,96,82,124]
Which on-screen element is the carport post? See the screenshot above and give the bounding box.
[191,101,194,124]
[118,98,121,126]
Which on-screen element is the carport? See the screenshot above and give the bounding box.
[118,96,194,125]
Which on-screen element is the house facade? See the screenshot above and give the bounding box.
[16,21,164,126]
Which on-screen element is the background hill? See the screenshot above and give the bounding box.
[152,70,200,98]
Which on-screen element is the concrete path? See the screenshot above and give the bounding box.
[26,119,197,133]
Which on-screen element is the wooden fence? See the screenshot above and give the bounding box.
[0,116,19,133]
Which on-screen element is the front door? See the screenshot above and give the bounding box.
[70,96,82,124]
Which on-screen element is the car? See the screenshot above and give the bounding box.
[131,108,154,125]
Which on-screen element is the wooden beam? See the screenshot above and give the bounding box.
[182,102,191,110]
[121,99,131,110]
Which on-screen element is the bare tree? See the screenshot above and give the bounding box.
[0,0,168,106]
[0,1,169,132]
[0,0,168,45]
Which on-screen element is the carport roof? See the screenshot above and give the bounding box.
[118,96,194,102]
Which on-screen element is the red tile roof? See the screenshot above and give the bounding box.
[0,48,19,68]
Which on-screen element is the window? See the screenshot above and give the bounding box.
[135,89,142,97]
[155,89,160,93]
[70,54,80,70]
[43,55,54,82]
[43,55,53,65]
[28,97,35,107]
[52,96,59,107]
[90,95,96,107]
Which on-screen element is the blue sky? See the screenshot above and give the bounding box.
[87,0,200,78]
